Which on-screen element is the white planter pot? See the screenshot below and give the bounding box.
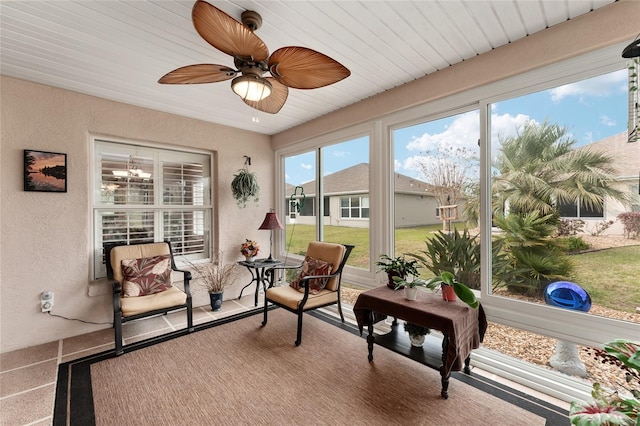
[404,287,417,300]
[409,333,426,347]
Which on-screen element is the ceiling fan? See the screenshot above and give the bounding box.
[159,0,351,114]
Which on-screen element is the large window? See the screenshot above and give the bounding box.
[282,136,370,269]
[392,110,479,258]
[487,68,639,325]
[93,139,212,278]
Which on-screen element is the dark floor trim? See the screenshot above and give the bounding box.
[54,307,569,426]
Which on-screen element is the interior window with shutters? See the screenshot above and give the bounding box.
[93,139,212,279]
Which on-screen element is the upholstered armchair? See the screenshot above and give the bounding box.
[262,242,354,346]
[104,240,194,355]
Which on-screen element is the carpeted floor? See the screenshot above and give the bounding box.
[55,308,569,425]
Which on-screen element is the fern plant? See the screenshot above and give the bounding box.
[231,168,259,208]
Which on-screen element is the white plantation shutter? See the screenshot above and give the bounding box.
[93,140,212,278]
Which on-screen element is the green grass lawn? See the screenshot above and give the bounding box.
[571,245,640,313]
[283,223,640,314]
[283,223,460,270]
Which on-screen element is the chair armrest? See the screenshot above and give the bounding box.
[296,272,338,288]
[172,268,192,297]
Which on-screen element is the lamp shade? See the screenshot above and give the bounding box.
[258,212,284,230]
[231,74,272,101]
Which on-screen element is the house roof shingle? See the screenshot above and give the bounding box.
[285,163,430,197]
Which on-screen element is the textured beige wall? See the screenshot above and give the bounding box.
[272,0,640,147]
[0,77,272,352]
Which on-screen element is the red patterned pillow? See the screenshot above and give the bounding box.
[289,256,333,294]
[121,255,173,297]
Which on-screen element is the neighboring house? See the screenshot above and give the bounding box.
[285,163,462,228]
[558,132,640,235]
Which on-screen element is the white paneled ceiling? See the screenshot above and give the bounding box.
[0,0,615,135]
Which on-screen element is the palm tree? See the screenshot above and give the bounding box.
[493,121,627,217]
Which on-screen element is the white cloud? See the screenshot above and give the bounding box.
[300,163,312,170]
[490,113,535,143]
[400,110,534,171]
[548,69,627,103]
[599,114,616,126]
[406,111,480,152]
[332,150,347,158]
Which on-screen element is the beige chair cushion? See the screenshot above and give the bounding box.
[121,286,187,317]
[266,286,338,311]
[110,243,170,283]
[305,242,346,291]
[110,242,186,316]
[265,241,346,310]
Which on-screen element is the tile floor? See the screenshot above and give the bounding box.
[0,292,569,426]
[0,294,262,426]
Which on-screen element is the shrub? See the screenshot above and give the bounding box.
[587,220,615,236]
[617,212,640,239]
[557,219,585,236]
[494,211,573,296]
[560,236,590,253]
[408,229,481,289]
[407,228,512,291]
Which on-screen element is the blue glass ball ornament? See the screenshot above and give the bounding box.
[544,281,591,312]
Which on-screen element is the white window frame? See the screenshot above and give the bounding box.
[91,136,214,279]
[340,195,369,219]
[478,56,638,346]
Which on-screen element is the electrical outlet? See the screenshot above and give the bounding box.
[41,291,54,313]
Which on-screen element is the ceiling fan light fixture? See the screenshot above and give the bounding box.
[231,74,272,101]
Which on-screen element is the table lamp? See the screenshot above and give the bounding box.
[258,209,284,262]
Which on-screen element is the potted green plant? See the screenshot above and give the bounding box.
[393,271,478,308]
[375,254,420,289]
[392,275,429,300]
[186,251,238,311]
[569,339,639,425]
[231,167,259,208]
[404,321,430,347]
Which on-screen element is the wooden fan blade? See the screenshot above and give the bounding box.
[158,64,236,84]
[268,47,350,89]
[192,0,268,62]
[242,77,288,114]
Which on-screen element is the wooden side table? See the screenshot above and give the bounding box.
[238,258,283,306]
[353,286,487,399]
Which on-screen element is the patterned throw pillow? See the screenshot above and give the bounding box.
[121,255,173,297]
[289,256,333,295]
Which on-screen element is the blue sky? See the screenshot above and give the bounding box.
[286,68,629,184]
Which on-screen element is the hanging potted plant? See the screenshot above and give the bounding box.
[231,167,260,208]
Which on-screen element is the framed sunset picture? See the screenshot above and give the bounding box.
[24,149,67,192]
